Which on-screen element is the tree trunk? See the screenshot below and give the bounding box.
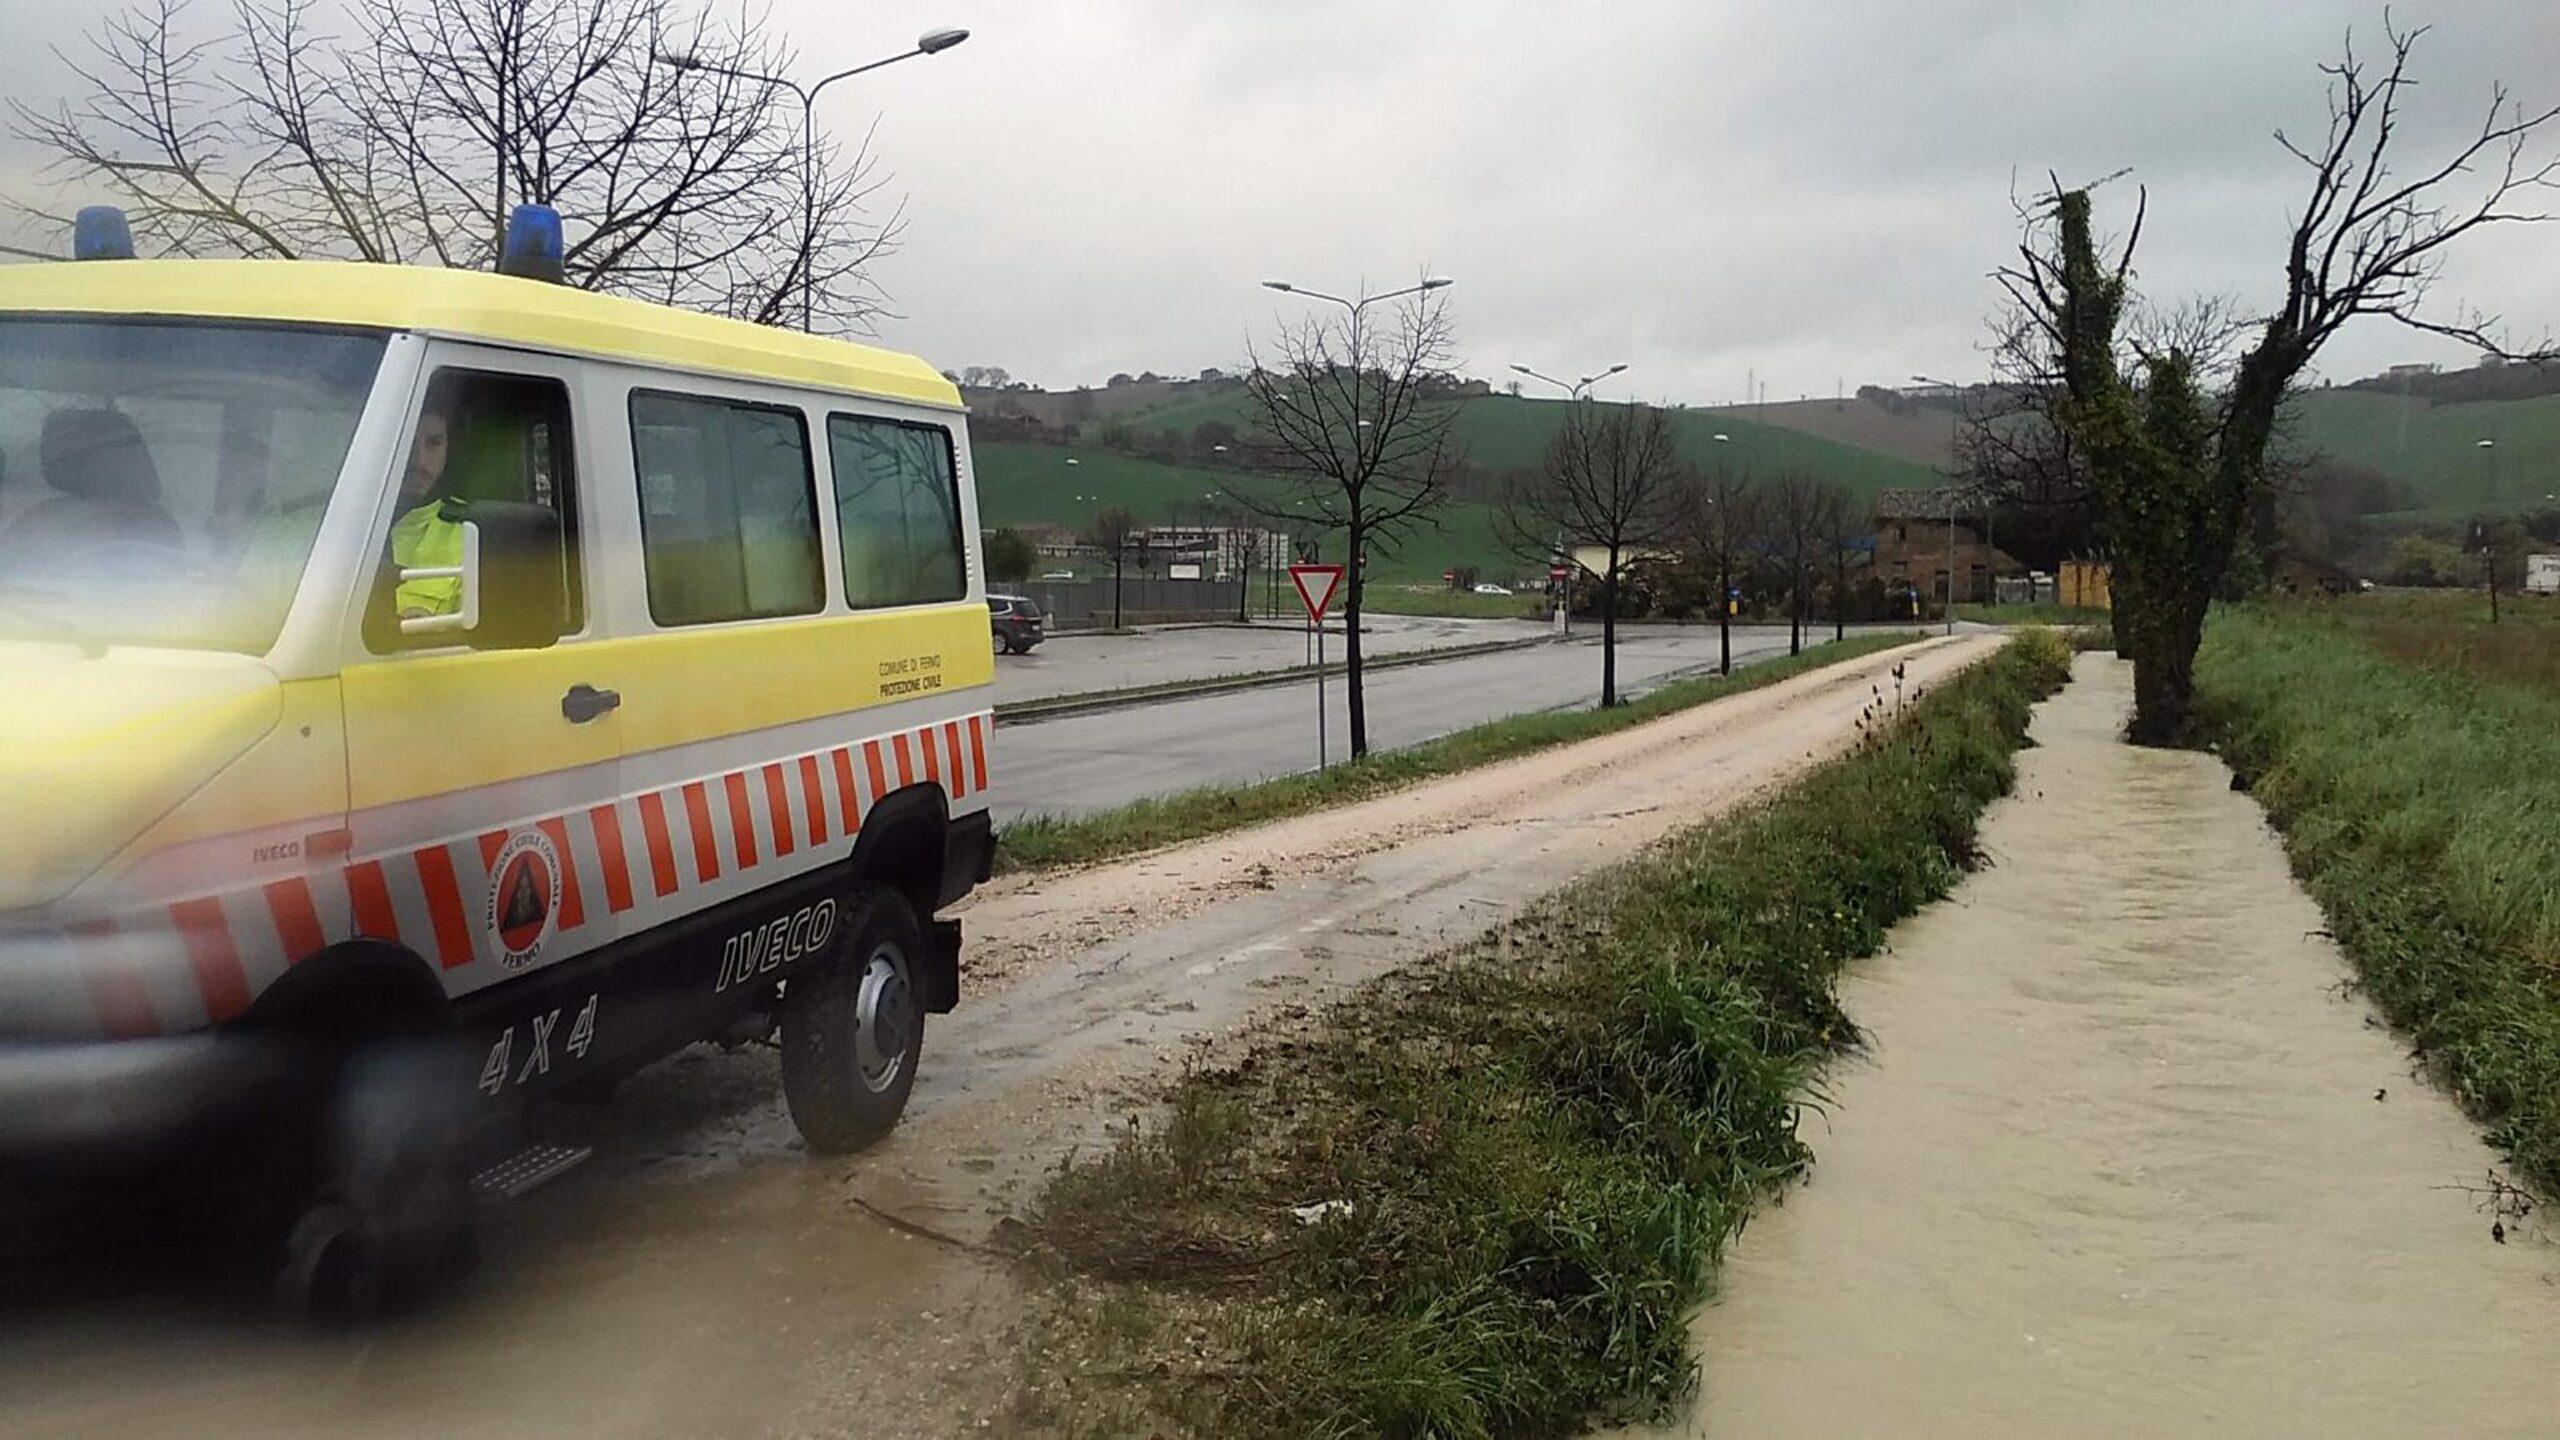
[1789,567,1803,656]
[1343,527,1368,758]
[1833,554,1846,642]
[2119,582,2206,747]
[1717,557,1732,674]
[1600,549,1620,708]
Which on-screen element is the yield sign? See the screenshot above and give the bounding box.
[1288,562,1345,623]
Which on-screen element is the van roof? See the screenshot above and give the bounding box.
[0,259,962,411]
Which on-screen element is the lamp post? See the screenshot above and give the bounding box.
[656,27,970,331]
[1259,275,1455,738]
[2478,439,2502,623]
[1510,361,1629,634]
[1510,360,1629,402]
[1914,374,1977,629]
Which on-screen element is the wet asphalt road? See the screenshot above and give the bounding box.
[992,623,1906,822]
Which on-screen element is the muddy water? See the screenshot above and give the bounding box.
[1613,654,2560,1439]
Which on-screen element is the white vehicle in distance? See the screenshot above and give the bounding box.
[1472,582,1513,596]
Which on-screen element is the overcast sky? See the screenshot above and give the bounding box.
[9,1,2558,405]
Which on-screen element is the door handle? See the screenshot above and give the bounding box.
[562,684,621,723]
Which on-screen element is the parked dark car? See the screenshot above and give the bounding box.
[989,593,1044,654]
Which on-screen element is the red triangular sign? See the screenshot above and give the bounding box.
[1288,563,1344,623]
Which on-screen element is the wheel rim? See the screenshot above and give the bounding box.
[851,941,916,1093]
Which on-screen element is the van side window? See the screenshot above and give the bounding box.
[827,415,965,609]
[630,391,823,626]
[364,368,580,652]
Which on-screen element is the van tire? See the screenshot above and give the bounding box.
[779,885,926,1154]
[276,1041,475,1323]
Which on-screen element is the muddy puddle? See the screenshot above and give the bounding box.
[1610,653,2560,1439]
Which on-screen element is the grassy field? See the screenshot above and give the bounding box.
[1953,601,2110,627]
[1115,386,1944,504]
[2285,389,2560,520]
[1013,631,2073,1436]
[2317,587,2560,693]
[972,440,1523,586]
[996,631,1926,874]
[1360,584,1547,619]
[2198,601,2560,1196]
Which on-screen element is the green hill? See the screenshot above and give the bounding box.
[970,441,1517,585]
[2283,389,2560,518]
[1112,386,1945,504]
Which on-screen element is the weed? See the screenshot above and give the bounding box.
[2197,603,2560,1194]
[1015,633,2071,1437]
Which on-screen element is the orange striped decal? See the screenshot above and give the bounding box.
[864,740,890,806]
[413,848,474,970]
[477,830,507,870]
[169,897,254,1020]
[535,816,588,931]
[71,920,157,1039]
[723,771,760,869]
[345,859,400,940]
[968,715,989,791]
[262,878,327,963]
[681,782,722,883]
[763,764,797,858]
[892,733,915,787]
[942,723,967,799]
[798,755,829,847]
[831,746,861,834]
[636,793,679,898]
[589,805,636,914]
[918,725,941,787]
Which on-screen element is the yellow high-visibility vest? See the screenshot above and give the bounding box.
[389,499,466,617]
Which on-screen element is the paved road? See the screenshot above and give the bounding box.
[989,613,1554,706]
[994,624,1906,822]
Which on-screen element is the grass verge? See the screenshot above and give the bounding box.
[996,631,1925,874]
[1953,601,2112,627]
[2197,603,2560,1193]
[995,636,1548,723]
[1008,629,2074,1437]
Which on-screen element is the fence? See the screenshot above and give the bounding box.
[1011,576,1250,631]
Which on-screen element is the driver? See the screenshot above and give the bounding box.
[388,402,467,619]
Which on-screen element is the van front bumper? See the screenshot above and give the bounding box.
[0,1033,289,1169]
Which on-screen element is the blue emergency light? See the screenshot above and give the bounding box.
[498,203,566,284]
[73,205,135,261]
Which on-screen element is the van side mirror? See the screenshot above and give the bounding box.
[393,500,564,651]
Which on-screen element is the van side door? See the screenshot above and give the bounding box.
[336,344,630,1009]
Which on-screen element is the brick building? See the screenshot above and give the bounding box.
[1870,487,2021,605]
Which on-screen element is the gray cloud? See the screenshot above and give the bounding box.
[8,0,2556,402]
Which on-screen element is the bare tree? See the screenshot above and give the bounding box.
[1083,504,1136,631]
[1234,285,1463,758]
[1501,401,1684,706]
[1675,461,1761,674]
[12,0,904,330]
[1822,483,1868,642]
[1762,471,1841,657]
[1999,19,2559,742]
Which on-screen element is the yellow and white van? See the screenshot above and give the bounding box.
[0,206,995,1307]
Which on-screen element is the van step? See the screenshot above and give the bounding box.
[471,1141,594,1200]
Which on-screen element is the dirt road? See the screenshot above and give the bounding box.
[0,636,1997,1439]
[1613,655,2560,1439]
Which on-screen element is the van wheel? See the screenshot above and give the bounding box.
[276,1042,475,1323]
[779,886,926,1154]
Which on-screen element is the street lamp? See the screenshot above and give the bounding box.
[1510,361,1629,401]
[655,27,971,331]
[1261,276,1452,312]
[1914,373,1982,627]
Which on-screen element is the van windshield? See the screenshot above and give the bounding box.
[0,318,386,654]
